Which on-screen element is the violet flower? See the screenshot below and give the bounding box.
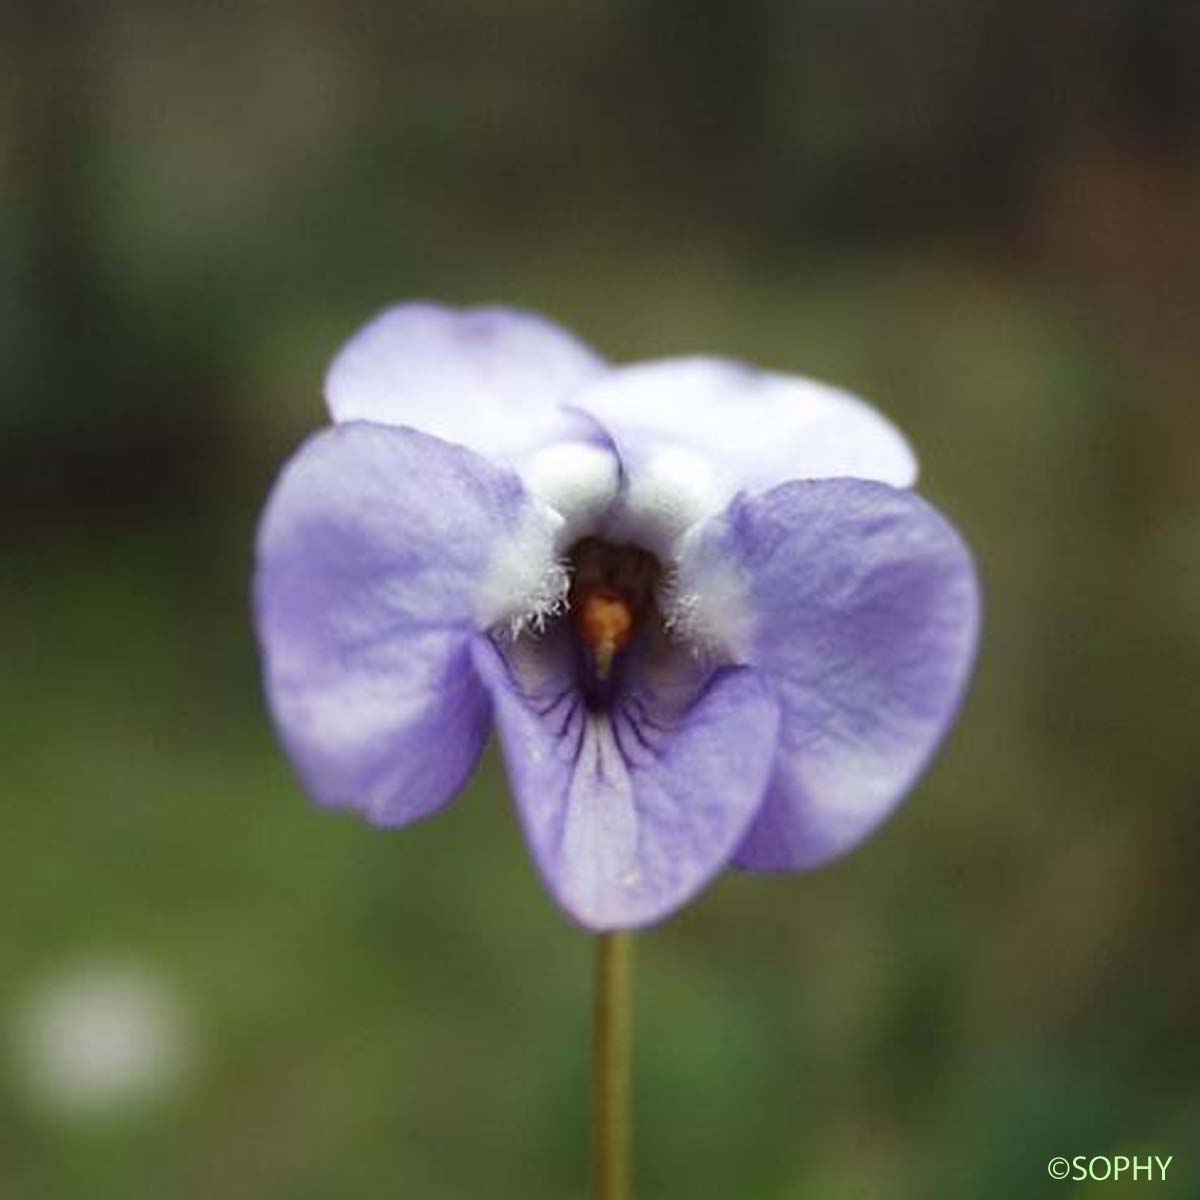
[253,304,980,930]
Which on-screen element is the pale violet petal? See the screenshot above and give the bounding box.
[472,632,780,930]
[518,439,621,548]
[569,357,918,553]
[324,303,620,536]
[676,478,979,871]
[253,422,565,826]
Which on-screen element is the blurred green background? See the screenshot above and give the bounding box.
[3,1,1199,1196]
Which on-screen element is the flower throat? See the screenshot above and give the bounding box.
[567,537,662,703]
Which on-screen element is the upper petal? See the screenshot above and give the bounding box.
[675,478,980,871]
[253,421,564,826]
[568,357,918,553]
[325,303,619,533]
[472,631,780,930]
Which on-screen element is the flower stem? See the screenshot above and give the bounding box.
[592,931,635,1200]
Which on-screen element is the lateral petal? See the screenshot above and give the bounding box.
[674,478,980,870]
[253,422,563,826]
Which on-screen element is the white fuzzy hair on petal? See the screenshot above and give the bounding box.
[475,502,572,638]
[663,525,755,663]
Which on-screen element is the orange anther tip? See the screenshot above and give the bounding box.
[577,590,635,658]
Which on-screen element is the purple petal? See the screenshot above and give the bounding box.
[325,301,609,467]
[568,357,918,553]
[678,479,980,871]
[253,422,560,827]
[472,633,781,930]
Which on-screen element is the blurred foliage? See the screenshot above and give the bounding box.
[3,1,1200,1197]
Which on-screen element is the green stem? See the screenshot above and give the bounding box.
[592,931,635,1200]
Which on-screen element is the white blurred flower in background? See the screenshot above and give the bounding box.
[8,957,195,1119]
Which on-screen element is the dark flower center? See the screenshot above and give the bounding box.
[567,537,663,708]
